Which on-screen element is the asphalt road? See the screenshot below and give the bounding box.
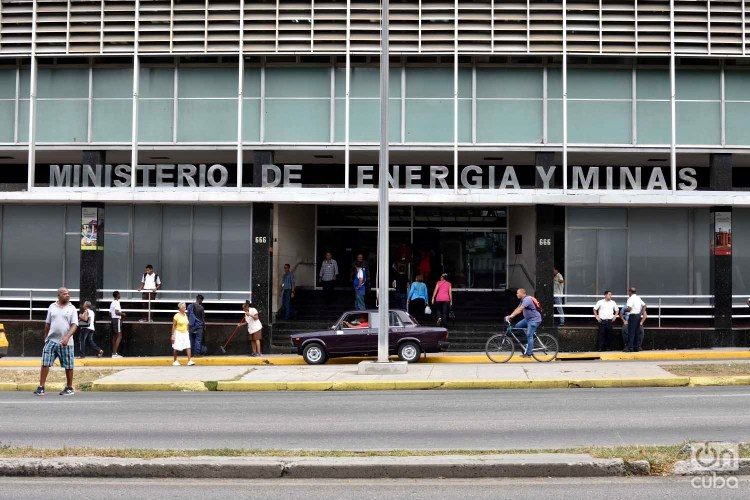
[1,387,749,450]
[0,477,747,500]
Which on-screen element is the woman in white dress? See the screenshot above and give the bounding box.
[171,302,194,366]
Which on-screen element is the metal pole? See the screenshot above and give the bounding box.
[377,0,390,363]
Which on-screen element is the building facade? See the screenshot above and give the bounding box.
[1,1,749,339]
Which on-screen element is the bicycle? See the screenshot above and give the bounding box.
[485,321,559,363]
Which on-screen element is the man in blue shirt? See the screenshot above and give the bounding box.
[188,294,206,356]
[281,263,296,320]
[505,288,542,357]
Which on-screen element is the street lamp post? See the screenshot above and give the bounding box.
[377,0,390,363]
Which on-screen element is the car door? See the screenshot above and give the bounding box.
[388,311,405,351]
[334,313,371,355]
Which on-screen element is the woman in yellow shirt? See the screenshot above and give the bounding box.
[171,302,194,366]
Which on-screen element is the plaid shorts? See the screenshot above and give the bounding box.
[41,340,75,369]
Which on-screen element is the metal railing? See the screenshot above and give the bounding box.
[0,288,252,322]
[554,294,714,328]
[730,295,750,319]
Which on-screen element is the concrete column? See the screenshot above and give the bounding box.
[535,204,555,331]
[709,153,732,191]
[252,150,274,187]
[534,152,556,188]
[710,206,733,346]
[252,203,273,353]
[79,151,106,310]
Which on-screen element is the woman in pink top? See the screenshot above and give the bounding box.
[431,273,453,326]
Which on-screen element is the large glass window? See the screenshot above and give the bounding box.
[404,67,471,143]
[177,66,238,142]
[36,67,88,142]
[636,69,670,145]
[139,66,174,142]
[568,68,632,144]
[476,68,543,144]
[265,66,330,142]
[92,67,132,142]
[725,70,750,146]
[676,69,721,145]
[333,66,401,142]
[0,67,15,142]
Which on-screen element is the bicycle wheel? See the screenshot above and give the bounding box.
[485,334,514,363]
[531,333,559,362]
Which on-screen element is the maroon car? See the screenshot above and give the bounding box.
[292,309,449,365]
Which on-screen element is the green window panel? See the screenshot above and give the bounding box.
[243,68,261,98]
[676,70,720,100]
[724,71,750,101]
[405,67,472,98]
[37,68,88,99]
[17,100,29,142]
[547,99,563,143]
[476,100,543,143]
[568,101,631,144]
[138,99,173,142]
[636,70,670,100]
[0,101,13,142]
[476,68,543,99]
[92,100,132,142]
[19,68,30,97]
[179,67,237,98]
[334,67,401,98]
[405,99,452,142]
[547,68,562,99]
[568,68,631,99]
[242,99,261,142]
[333,98,401,142]
[677,102,721,144]
[636,101,670,145]
[36,100,88,142]
[93,68,132,98]
[725,102,750,145]
[177,99,238,142]
[458,99,471,143]
[266,67,330,98]
[140,68,174,98]
[0,69,15,99]
[265,99,330,142]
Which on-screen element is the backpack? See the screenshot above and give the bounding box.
[531,296,542,313]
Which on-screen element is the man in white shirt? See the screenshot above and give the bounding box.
[625,287,647,352]
[593,290,619,351]
[553,267,565,326]
[138,264,162,322]
[109,290,126,358]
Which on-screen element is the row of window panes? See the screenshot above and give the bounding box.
[1,65,749,144]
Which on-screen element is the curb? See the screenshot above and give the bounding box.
[3,349,750,368]
[90,381,209,392]
[688,375,750,386]
[673,458,750,475]
[0,454,634,479]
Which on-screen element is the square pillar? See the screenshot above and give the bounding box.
[252,203,273,353]
[535,204,555,331]
[709,153,732,191]
[79,151,106,310]
[710,206,733,345]
[252,150,274,187]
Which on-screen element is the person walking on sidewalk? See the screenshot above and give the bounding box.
[109,291,125,358]
[171,302,194,366]
[242,300,263,357]
[407,274,429,324]
[625,287,647,352]
[34,287,78,396]
[138,264,162,322]
[505,288,542,358]
[319,251,339,307]
[553,266,565,326]
[281,263,296,320]
[431,273,453,326]
[77,301,103,358]
[353,263,366,311]
[188,294,206,357]
[593,291,619,351]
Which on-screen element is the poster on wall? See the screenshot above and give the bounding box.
[714,212,732,256]
[80,207,102,251]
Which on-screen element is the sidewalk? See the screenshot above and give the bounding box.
[1,347,749,368]
[14,359,737,392]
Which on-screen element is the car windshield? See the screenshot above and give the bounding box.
[406,313,419,326]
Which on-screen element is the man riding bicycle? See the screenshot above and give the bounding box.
[504,288,542,358]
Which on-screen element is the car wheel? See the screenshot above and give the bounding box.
[302,343,327,365]
[398,341,421,363]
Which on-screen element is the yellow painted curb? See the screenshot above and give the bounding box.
[330,380,398,391]
[566,377,690,388]
[688,375,750,387]
[0,382,18,391]
[17,382,65,392]
[90,381,209,392]
[216,381,287,391]
[284,381,335,391]
[601,350,750,361]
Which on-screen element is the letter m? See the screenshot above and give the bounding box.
[49,165,72,187]
[572,166,599,190]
